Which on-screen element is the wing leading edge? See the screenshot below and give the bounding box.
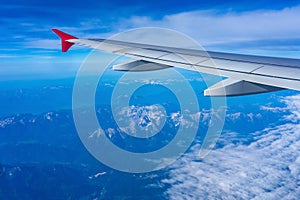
[52,28,300,96]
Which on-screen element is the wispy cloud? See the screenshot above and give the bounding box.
[114,6,300,53]
[0,54,19,58]
[260,105,288,113]
[23,39,60,50]
[6,5,300,53]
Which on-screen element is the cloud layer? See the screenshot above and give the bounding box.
[162,94,300,199]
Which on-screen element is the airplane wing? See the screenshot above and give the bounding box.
[52,28,300,97]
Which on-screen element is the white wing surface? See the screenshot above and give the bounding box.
[53,29,300,96]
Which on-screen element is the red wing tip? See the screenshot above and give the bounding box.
[52,28,77,52]
[52,28,77,39]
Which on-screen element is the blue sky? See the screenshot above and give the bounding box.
[1,0,300,79]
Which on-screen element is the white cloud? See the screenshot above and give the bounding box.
[0,117,14,128]
[161,94,300,199]
[260,105,288,113]
[24,39,59,50]
[282,95,300,122]
[226,112,242,121]
[115,6,300,51]
[0,54,20,58]
[18,6,300,56]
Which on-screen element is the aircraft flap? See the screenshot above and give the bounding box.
[204,78,284,97]
[113,59,171,71]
